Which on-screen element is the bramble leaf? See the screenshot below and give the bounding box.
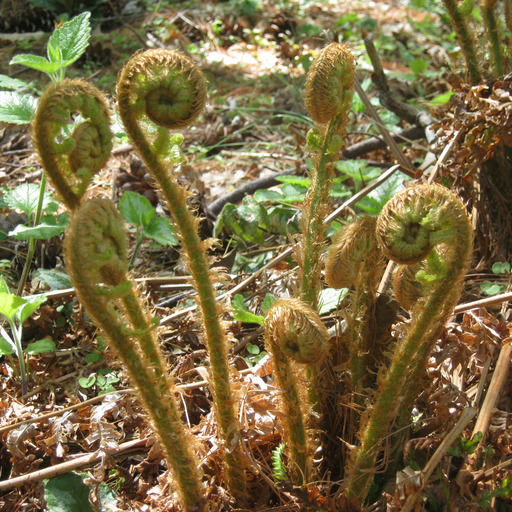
[0,91,37,124]
[47,12,91,67]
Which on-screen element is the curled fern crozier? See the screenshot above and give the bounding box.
[345,183,473,502]
[265,298,329,483]
[33,79,112,210]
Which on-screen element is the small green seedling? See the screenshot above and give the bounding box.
[118,191,179,267]
[480,261,510,296]
[0,276,55,395]
[232,293,276,325]
[447,431,483,457]
[478,476,512,510]
[79,368,120,395]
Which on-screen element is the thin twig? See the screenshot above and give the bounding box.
[466,343,512,470]
[0,438,148,492]
[401,407,477,512]
[453,291,512,314]
[353,79,415,176]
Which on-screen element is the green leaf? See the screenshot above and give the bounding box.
[18,295,46,324]
[480,281,503,296]
[232,294,265,325]
[318,287,348,315]
[279,183,308,203]
[0,74,32,91]
[271,443,288,481]
[79,375,97,388]
[261,293,276,314]
[427,91,454,106]
[10,54,62,74]
[253,189,283,203]
[44,472,95,512]
[357,171,409,215]
[492,262,511,274]
[47,12,91,68]
[274,175,311,188]
[142,217,179,246]
[410,57,428,75]
[0,337,15,356]
[9,222,66,240]
[4,183,49,218]
[246,342,260,355]
[85,352,103,364]
[0,337,16,356]
[119,191,156,226]
[0,91,37,124]
[26,338,56,355]
[0,292,27,322]
[97,480,118,511]
[0,276,10,294]
[33,269,72,290]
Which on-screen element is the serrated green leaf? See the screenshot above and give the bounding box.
[26,338,56,355]
[44,472,95,512]
[0,337,15,356]
[9,222,66,240]
[0,91,37,124]
[232,294,265,325]
[119,191,155,226]
[143,217,179,246]
[0,74,32,91]
[33,268,72,290]
[4,183,49,218]
[279,183,308,203]
[10,54,62,74]
[47,12,91,67]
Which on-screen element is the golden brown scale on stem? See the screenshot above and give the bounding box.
[117,49,248,504]
[325,215,386,395]
[264,298,329,484]
[33,79,112,210]
[305,43,355,128]
[65,197,204,512]
[344,183,473,503]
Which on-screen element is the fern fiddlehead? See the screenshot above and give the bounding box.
[116,49,247,503]
[325,215,386,396]
[264,298,329,484]
[344,183,473,502]
[33,79,112,210]
[65,197,204,511]
[299,42,355,309]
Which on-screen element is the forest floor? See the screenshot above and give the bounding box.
[0,0,511,511]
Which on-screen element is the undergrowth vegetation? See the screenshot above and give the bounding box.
[0,1,511,511]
